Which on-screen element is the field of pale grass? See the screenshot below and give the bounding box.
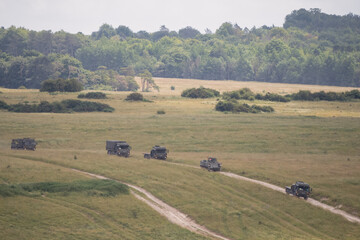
[1,78,360,239]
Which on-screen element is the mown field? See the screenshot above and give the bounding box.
[1,78,360,240]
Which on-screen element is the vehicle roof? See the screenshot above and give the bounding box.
[295,181,310,187]
[153,146,166,150]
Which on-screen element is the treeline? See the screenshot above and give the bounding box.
[1,8,360,89]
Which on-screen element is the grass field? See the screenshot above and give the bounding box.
[1,78,360,239]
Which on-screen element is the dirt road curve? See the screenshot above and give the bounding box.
[72,169,231,240]
[220,172,360,224]
[168,162,360,224]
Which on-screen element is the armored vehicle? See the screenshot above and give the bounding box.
[144,145,168,160]
[11,138,37,150]
[106,140,131,157]
[285,181,312,200]
[200,157,221,171]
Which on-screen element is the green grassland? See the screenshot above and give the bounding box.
[0,79,360,240]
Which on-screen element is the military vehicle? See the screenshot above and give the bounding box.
[106,140,131,157]
[285,181,312,200]
[11,138,37,150]
[200,157,221,171]
[144,145,168,160]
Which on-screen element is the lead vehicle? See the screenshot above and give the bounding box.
[285,181,312,200]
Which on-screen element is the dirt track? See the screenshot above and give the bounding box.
[219,172,360,224]
[166,163,360,224]
[72,169,231,240]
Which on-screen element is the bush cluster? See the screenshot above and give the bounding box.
[216,100,274,113]
[125,92,144,101]
[0,179,129,197]
[3,99,114,113]
[288,90,360,101]
[181,87,220,98]
[223,88,290,102]
[78,92,107,99]
[40,78,83,92]
[0,100,9,109]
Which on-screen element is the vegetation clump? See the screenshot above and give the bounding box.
[216,100,274,113]
[288,90,360,101]
[0,100,9,109]
[40,78,83,92]
[181,87,220,98]
[78,92,107,99]
[223,88,290,102]
[125,92,144,101]
[2,99,114,113]
[0,179,129,197]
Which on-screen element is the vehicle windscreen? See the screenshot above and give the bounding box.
[299,186,310,191]
[156,149,166,153]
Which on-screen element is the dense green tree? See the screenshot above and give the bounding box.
[178,26,201,39]
[91,24,116,39]
[116,25,134,38]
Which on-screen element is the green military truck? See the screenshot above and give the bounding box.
[106,140,131,157]
[285,181,312,200]
[200,157,221,171]
[144,145,168,160]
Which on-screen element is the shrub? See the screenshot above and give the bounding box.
[78,92,107,99]
[223,88,254,100]
[157,110,166,114]
[171,86,175,90]
[0,100,9,109]
[0,180,129,197]
[40,78,83,92]
[61,99,114,112]
[289,90,360,101]
[215,100,236,112]
[125,92,144,101]
[223,88,290,102]
[2,99,114,113]
[216,100,274,113]
[181,87,220,98]
[256,92,291,102]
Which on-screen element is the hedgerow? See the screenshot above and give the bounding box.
[215,100,274,113]
[3,99,114,113]
[78,92,107,99]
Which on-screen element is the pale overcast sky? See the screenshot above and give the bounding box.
[1,0,359,34]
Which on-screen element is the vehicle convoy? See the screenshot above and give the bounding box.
[11,138,37,150]
[144,145,168,160]
[285,181,312,200]
[106,140,131,157]
[200,157,221,171]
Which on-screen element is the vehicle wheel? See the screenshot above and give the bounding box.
[304,196,308,200]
